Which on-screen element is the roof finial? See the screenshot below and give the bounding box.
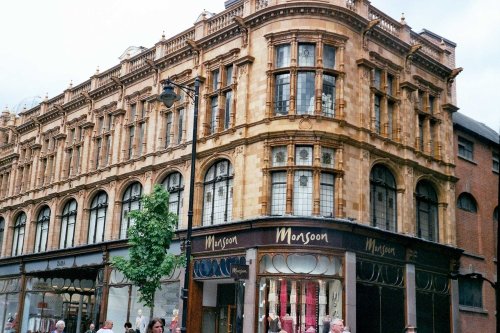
[68,80,73,88]
[161,30,165,41]
[400,12,406,25]
[95,66,100,74]
[44,93,49,101]
[440,38,446,47]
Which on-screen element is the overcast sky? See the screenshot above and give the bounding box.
[0,0,498,131]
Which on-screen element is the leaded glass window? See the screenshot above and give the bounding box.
[297,72,315,115]
[416,181,439,242]
[34,206,50,253]
[295,146,313,166]
[272,146,288,167]
[274,73,290,115]
[298,43,315,66]
[202,160,233,226]
[271,171,287,216]
[120,182,143,238]
[370,165,397,232]
[88,191,108,244]
[323,45,336,69]
[162,172,184,228]
[322,75,336,117]
[276,44,291,68]
[12,212,27,256]
[60,199,77,249]
[293,170,313,216]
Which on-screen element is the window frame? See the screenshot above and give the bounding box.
[34,206,50,253]
[162,172,184,228]
[370,164,397,232]
[12,212,27,256]
[88,191,108,244]
[120,182,143,239]
[415,181,439,242]
[60,199,78,249]
[458,136,474,161]
[202,160,234,226]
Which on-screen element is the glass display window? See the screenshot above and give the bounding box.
[258,253,343,333]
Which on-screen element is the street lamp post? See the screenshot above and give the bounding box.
[159,77,200,333]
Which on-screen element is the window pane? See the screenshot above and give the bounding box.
[224,91,232,130]
[177,108,184,144]
[295,146,313,166]
[320,173,335,217]
[297,72,315,115]
[459,278,483,308]
[272,146,288,167]
[321,147,335,168]
[293,170,313,216]
[298,44,315,66]
[374,95,381,134]
[166,113,172,147]
[276,44,290,68]
[323,45,336,69]
[322,75,335,117]
[274,74,290,115]
[271,172,287,215]
[211,96,218,134]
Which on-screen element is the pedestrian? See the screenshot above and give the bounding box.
[329,318,344,333]
[146,318,163,333]
[85,323,96,333]
[97,320,114,333]
[124,322,132,333]
[52,320,65,333]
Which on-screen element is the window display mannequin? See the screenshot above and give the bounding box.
[281,314,293,333]
[135,310,146,333]
[169,309,178,333]
[322,315,331,333]
[267,312,280,333]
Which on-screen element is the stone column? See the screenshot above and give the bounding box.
[406,263,417,327]
[242,248,257,333]
[345,251,356,332]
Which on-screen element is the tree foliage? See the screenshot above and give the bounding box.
[111,184,185,307]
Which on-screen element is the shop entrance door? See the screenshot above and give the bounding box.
[217,305,235,333]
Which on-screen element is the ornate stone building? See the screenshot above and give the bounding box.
[0,0,465,332]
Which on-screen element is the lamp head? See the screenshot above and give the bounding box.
[159,82,181,108]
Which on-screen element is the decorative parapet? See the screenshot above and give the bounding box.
[368,5,401,38]
[207,3,244,34]
[70,82,91,101]
[128,48,156,73]
[97,65,122,88]
[410,31,445,62]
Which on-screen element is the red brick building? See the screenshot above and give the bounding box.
[453,111,499,332]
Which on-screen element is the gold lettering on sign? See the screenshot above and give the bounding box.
[276,227,328,245]
[365,238,396,257]
[205,235,238,251]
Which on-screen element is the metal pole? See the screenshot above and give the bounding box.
[180,77,200,333]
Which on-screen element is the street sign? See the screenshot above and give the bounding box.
[230,264,249,280]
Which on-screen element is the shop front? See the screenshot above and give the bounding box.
[189,219,462,333]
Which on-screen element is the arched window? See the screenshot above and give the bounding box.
[0,217,4,255]
[12,212,27,256]
[457,193,477,213]
[60,199,78,249]
[370,164,397,232]
[120,182,143,238]
[34,206,50,253]
[88,191,108,244]
[162,172,184,228]
[202,160,233,226]
[415,180,439,242]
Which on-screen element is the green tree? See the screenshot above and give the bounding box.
[111,184,185,307]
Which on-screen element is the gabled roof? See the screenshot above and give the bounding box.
[453,112,499,145]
